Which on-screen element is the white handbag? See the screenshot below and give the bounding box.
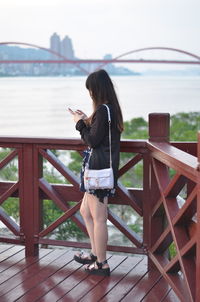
[84,104,114,191]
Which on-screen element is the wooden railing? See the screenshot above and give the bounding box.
[146,113,199,302]
[0,113,199,302]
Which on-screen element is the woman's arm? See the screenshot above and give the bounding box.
[76,105,108,148]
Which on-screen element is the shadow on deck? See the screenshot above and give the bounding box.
[0,244,179,302]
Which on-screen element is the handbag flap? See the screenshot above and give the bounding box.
[86,168,112,178]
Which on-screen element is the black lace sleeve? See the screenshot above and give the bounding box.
[75,105,108,148]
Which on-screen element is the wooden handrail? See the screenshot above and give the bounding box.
[147,113,199,302]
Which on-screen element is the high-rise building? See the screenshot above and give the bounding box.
[61,36,74,59]
[49,32,77,74]
[50,32,61,58]
[50,32,61,74]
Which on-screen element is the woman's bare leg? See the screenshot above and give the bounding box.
[87,194,109,268]
[80,192,96,256]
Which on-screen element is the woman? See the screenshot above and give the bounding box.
[68,69,123,276]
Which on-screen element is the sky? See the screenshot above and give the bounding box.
[0,0,200,63]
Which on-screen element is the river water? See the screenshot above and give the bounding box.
[0,76,199,138]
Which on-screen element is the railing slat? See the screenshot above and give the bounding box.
[108,208,143,247]
[39,201,82,237]
[0,149,18,170]
[118,153,143,177]
[0,207,20,235]
[117,182,142,215]
[39,149,80,187]
[39,178,87,235]
[0,182,19,205]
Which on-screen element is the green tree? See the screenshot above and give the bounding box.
[122,117,148,139]
[170,112,200,141]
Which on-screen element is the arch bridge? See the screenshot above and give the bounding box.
[0,42,200,74]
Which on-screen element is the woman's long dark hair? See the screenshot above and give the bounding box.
[85,69,123,132]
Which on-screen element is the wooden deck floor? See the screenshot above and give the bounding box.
[0,244,180,302]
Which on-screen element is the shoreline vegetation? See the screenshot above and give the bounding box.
[0,111,199,245]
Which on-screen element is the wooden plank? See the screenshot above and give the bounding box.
[0,137,146,150]
[152,158,170,192]
[116,182,142,215]
[162,289,180,302]
[148,141,199,182]
[0,249,26,273]
[0,149,18,170]
[164,235,196,273]
[39,178,87,235]
[166,174,186,198]
[149,252,192,302]
[172,186,197,225]
[171,142,197,157]
[56,255,126,302]
[17,255,83,301]
[196,172,200,302]
[15,250,78,302]
[0,181,18,197]
[0,244,14,253]
[38,238,145,254]
[142,277,171,302]
[39,149,80,187]
[0,181,19,205]
[39,178,68,212]
[98,259,149,302]
[19,143,38,257]
[0,207,20,235]
[1,249,71,301]
[79,256,146,302]
[39,201,82,237]
[0,248,52,284]
[0,237,22,245]
[118,153,143,177]
[121,268,162,302]
[36,254,113,301]
[150,225,172,254]
[0,245,24,263]
[0,248,66,298]
[37,255,123,302]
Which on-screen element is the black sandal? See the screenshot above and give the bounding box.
[74,251,97,264]
[85,260,110,276]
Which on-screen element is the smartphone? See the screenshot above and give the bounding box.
[68,107,74,114]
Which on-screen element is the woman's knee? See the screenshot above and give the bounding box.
[80,203,87,218]
[87,194,108,222]
[80,194,91,219]
[93,214,107,224]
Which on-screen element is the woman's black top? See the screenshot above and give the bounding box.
[75,104,121,201]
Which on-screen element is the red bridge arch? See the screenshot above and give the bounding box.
[0,42,200,74]
[0,41,89,74]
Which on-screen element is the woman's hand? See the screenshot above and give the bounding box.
[68,108,87,123]
[75,110,88,120]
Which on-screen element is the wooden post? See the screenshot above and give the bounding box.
[33,146,43,247]
[20,143,39,257]
[142,151,151,254]
[147,113,170,269]
[196,132,200,301]
[197,132,200,171]
[149,113,170,142]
